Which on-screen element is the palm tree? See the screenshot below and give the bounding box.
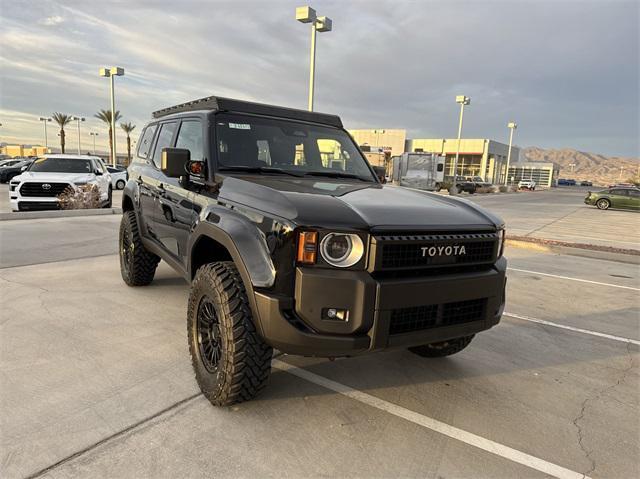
[120,122,136,166]
[94,109,122,162]
[52,112,72,153]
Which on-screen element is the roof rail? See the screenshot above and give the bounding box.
[152,95,342,128]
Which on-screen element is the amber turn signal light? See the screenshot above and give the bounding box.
[297,231,318,264]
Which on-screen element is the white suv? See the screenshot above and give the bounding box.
[9,155,112,212]
[518,179,536,190]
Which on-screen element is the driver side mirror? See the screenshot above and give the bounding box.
[161,148,190,178]
[21,166,28,171]
[94,169,103,175]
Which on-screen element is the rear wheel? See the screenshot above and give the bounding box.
[116,179,125,190]
[408,335,475,358]
[188,262,273,407]
[596,198,610,210]
[119,211,160,286]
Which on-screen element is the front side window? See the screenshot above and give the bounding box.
[137,124,158,160]
[628,189,640,198]
[152,122,178,168]
[175,120,203,161]
[611,189,627,196]
[29,157,94,173]
[215,114,375,181]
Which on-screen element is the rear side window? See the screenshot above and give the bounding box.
[611,189,627,196]
[136,124,158,160]
[152,122,178,168]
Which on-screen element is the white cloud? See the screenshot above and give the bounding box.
[39,15,64,26]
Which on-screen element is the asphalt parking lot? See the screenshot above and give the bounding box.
[1,188,638,479]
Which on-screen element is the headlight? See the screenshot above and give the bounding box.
[74,180,97,186]
[497,228,506,257]
[320,233,364,268]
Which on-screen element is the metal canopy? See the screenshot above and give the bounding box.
[152,95,343,128]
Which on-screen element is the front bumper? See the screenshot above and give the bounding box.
[255,257,507,357]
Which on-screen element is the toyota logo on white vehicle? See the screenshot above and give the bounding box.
[41,183,51,190]
[421,245,466,257]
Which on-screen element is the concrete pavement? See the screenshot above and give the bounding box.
[1,244,638,478]
[468,187,639,251]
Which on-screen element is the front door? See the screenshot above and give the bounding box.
[150,119,202,267]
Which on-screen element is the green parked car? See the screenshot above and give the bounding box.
[584,187,640,210]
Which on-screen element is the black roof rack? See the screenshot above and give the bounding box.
[152,95,343,128]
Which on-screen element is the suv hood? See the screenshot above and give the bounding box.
[15,172,97,183]
[218,176,503,231]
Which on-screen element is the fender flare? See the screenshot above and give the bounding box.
[188,212,276,288]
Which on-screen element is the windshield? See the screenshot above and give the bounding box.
[29,157,94,173]
[215,113,375,182]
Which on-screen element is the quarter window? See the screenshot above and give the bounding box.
[137,124,158,160]
[175,120,204,161]
[152,122,178,168]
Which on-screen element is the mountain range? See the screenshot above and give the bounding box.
[522,147,639,185]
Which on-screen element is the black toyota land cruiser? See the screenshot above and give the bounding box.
[119,96,507,406]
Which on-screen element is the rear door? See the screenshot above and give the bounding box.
[609,189,629,208]
[129,123,159,236]
[627,189,640,209]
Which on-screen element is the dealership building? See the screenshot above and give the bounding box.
[506,162,559,188]
[348,129,407,157]
[405,138,520,184]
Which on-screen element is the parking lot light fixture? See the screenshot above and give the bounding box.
[452,95,471,192]
[296,6,332,112]
[71,116,86,154]
[505,121,517,185]
[90,132,99,155]
[39,117,52,149]
[100,67,125,166]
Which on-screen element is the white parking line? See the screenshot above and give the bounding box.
[273,359,590,479]
[505,312,640,346]
[508,267,640,291]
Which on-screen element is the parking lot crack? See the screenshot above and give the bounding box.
[572,342,636,477]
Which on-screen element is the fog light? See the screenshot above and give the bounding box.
[322,308,349,321]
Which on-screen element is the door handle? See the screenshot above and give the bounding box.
[157,183,167,197]
[136,176,143,185]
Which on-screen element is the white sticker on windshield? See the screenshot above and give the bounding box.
[229,123,251,130]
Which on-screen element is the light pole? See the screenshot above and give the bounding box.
[71,116,85,154]
[452,95,471,191]
[505,121,517,185]
[39,117,52,149]
[90,132,99,155]
[569,163,576,174]
[619,166,625,181]
[99,66,125,166]
[296,6,332,111]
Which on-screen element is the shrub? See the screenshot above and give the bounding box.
[476,186,495,194]
[498,185,508,193]
[58,184,101,209]
[439,181,452,191]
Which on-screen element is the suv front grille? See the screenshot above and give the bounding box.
[371,232,497,271]
[389,298,487,335]
[19,182,72,197]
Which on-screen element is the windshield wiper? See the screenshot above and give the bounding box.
[302,170,372,182]
[218,165,304,178]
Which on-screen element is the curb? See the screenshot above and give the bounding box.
[506,236,640,264]
[0,208,123,221]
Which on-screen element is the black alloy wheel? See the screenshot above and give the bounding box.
[197,297,222,373]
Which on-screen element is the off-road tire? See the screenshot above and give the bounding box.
[596,198,610,210]
[116,179,125,190]
[119,210,160,286]
[188,262,273,406]
[408,335,475,358]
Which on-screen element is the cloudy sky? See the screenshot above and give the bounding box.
[1,0,638,157]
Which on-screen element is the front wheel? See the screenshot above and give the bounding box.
[188,262,273,407]
[596,198,610,210]
[103,187,113,208]
[116,179,125,190]
[408,335,475,358]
